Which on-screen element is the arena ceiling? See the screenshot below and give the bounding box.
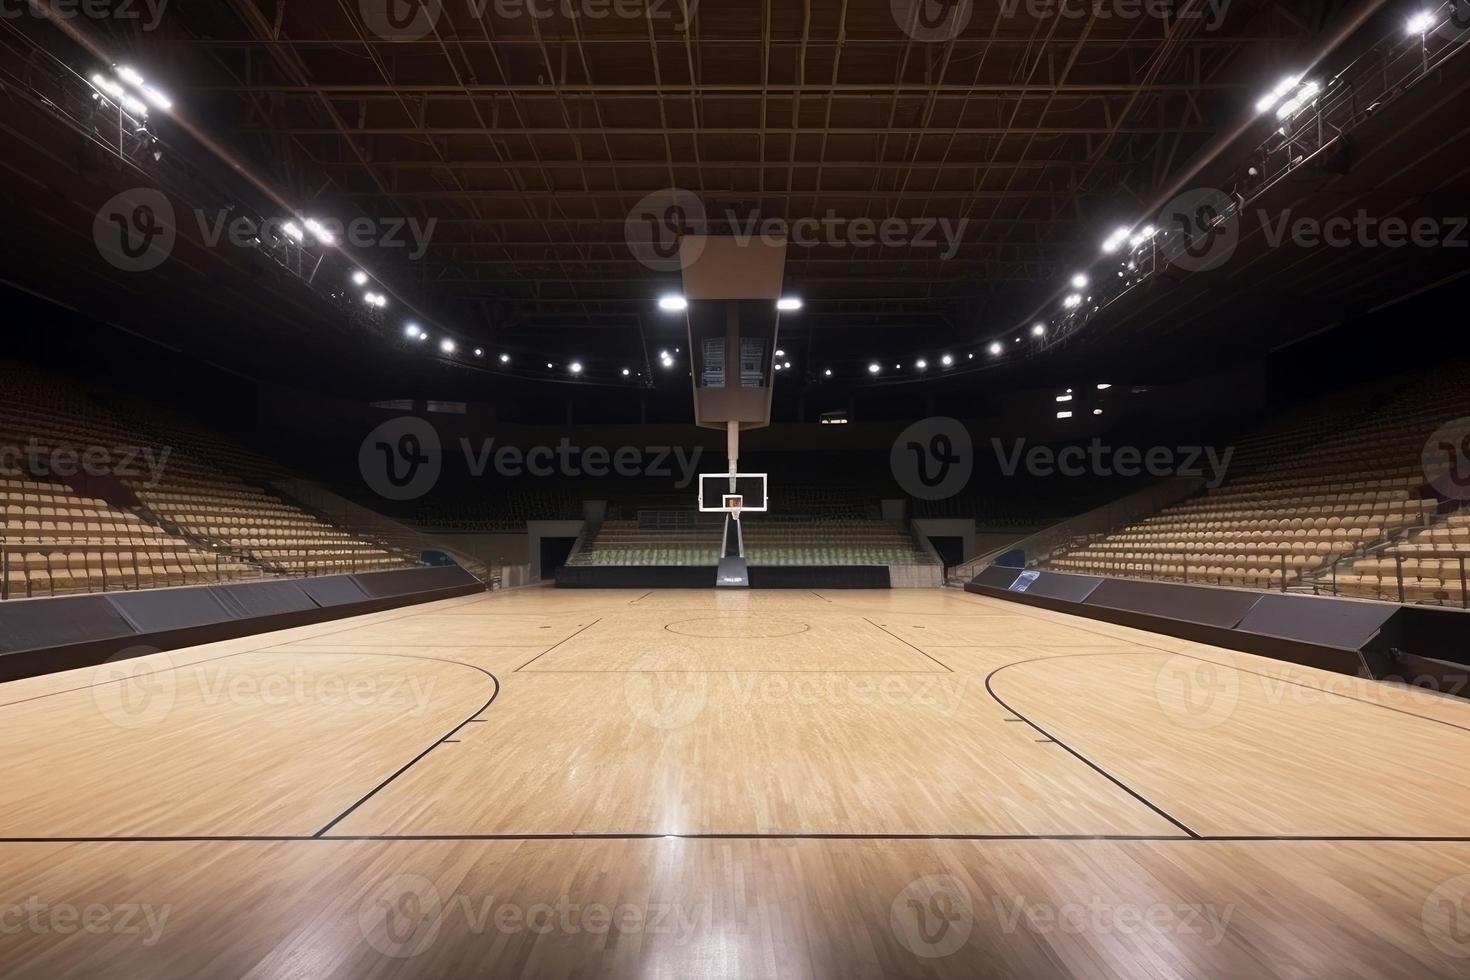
[0,0,1465,391]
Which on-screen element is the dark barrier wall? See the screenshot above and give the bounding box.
[0,566,484,684]
[557,565,891,589]
[0,595,135,654]
[1086,577,1263,629]
[1238,593,1398,650]
[747,566,890,589]
[1016,570,1105,603]
[973,566,1022,590]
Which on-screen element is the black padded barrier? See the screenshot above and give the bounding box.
[1014,570,1105,603]
[351,565,479,598]
[972,565,1022,590]
[0,567,485,684]
[0,594,135,655]
[556,565,891,589]
[1086,578,1263,629]
[1237,592,1398,650]
[107,588,236,633]
[211,580,320,618]
[299,575,370,607]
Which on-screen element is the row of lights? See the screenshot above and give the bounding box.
[88,64,172,119]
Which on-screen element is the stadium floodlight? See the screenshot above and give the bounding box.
[823,368,832,377]
[1057,394,1073,402]
[440,339,456,354]
[774,349,786,358]
[941,354,954,366]
[661,356,676,369]
[473,348,484,357]
[499,353,511,364]
[1276,80,1321,119]
[1097,383,1112,390]
[303,218,335,245]
[1070,273,1089,289]
[569,362,584,375]
[773,364,783,372]
[1063,293,1082,309]
[404,324,421,339]
[868,363,881,374]
[1032,323,1046,337]
[351,270,369,286]
[915,359,928,370]
[1093,409,1104,416]
[1102,226,1131,253]
[783,361,792,370]
[282,221,305,242]
[777,297,803,311]
[622,368,631,376]
[1407,11,1437,33]
[91,73,148,117]
[546,362,554,369]
[1057,411,1074,419]
[1256,74,1301,114]
[988,341,1003,356]
[657,294,688,312]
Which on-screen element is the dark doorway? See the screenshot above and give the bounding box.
[539,537,578,579]
[928,536,965,569]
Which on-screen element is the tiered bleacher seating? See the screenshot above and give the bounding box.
[568,518,935,567]
[0,361,417,595]
[1044,363,1470,601]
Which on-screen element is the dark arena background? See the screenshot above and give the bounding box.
[4,0,1470,976]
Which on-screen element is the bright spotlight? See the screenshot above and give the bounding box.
[473,348,484,357]
[440,339,456,354]
[622,368,631,377]
[775,349,786,358]
[569,362,584,375]
[1256,74,1301,114]
[1032,323,1046,337]
[777,297,803,312]
[500,353,511,364]
[868,363,881,375]
[823,368,832,377]
[1071,273,1089,289]
[941,354,954,366]
[1097,383,1112,390]
[657,295,688,312]
[783,361,792,370]
[282,221,305,242]
[351,270,368,286]
[915,359,928,370]
[988,341,1003,356]
[1057,411,1074,419]
[1407,11,1437,33]
[404,324,420,339]
[1276,80,1320,119]
[1063,294,1082,309]
[303,218,335,245]
[661,357,675,369]
[1102,226,1131,253]
[1057,394,1073,403]
[1093,408,1104,416]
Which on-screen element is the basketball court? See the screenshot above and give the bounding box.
[3,586,1468,977]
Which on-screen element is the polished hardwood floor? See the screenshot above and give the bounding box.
[2,587,1469,978]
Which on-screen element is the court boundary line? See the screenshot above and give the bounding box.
[3,833,1470,844]
[984,656,1201,838]
[513,618,604,671]
[958,590,1470,734]
[863,618,954,672]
